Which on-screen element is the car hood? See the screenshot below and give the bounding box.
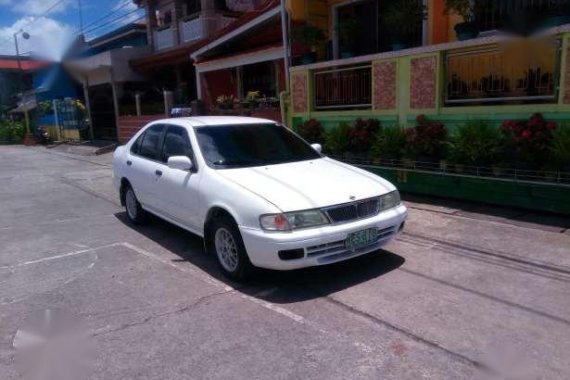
[217,158,396,212]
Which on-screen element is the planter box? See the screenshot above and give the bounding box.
[362,166,570,216]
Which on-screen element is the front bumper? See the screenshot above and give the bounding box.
[239,204,407,270]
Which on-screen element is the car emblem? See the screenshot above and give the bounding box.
[349,195,356,200]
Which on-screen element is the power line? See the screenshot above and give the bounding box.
[81,8,144,36]
[81,0,133,30]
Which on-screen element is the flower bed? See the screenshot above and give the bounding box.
[294,114,570,214]
[294,114,570,180]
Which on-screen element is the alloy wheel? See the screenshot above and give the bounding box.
[214,227,239,272]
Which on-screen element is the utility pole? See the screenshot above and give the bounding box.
[13,29,34,144]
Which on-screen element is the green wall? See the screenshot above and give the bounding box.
[287,32,570,131]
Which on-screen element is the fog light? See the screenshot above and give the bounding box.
[398,222,405,232]
[278,249,304,261]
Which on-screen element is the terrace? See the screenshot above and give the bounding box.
[286,0,570,129]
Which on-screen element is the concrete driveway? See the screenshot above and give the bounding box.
[0,145,569,380]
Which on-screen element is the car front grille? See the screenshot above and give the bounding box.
[324,198,380,224]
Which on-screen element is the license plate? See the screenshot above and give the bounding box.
[345,228,379,251]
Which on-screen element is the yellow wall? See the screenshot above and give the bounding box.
[44,126,81,141]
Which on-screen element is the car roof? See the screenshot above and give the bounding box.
[160,116,278,128]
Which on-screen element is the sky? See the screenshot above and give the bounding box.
[0,0,145,60]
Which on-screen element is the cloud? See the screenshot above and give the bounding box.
[0,16,75,60]
[10,0,74,15]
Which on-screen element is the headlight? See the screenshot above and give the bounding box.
[260,210,330,231]
[380,191,401,211]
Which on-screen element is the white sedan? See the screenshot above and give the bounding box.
[113,117,407,280]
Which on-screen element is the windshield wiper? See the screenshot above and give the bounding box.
[212,160,250,166]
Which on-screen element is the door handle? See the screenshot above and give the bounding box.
[155,170,163,177]
[126,160,132,166]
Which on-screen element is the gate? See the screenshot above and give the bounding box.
[53,98,90,142]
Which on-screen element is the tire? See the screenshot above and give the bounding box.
[124,184,148,225]
[208,216,254,281]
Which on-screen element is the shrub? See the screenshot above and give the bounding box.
[349,118,380,152]
[405,115,447,159]
[371,126,407,159]
[550,125,570,170]
[0,120,25,143]
[325,122,352,154]
[295,119,325,144]
[448,120,504,166]
[500,113,557,167]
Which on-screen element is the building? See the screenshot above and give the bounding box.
[130,0,262,106]
[191,0,286,121]
[64,23,150,141]
[0,56,45,115]
[284,0,570,130]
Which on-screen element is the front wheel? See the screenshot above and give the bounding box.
[124,185,148,224]
[210,216,253,281]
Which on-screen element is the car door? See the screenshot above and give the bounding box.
[155,125,202,230]
[126,124,166,211]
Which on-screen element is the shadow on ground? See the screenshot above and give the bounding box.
[115,213,405,303]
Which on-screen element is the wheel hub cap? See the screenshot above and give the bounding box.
[214,228,238,272]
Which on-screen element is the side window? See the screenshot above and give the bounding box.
[138,124,165,160]
[130,132,145,155]
[161,126,193,162]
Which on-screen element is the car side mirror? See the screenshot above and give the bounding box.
[167,156,193,171]
[311,143,322,154]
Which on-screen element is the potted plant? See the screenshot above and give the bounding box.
[337,16,360,58]
[447,120,504,169]
[216,94,234,110]
[550,125,570,173]
[296,119,325,145]
[292,23,326,64]
[371,125,407,165]
[444,0,479,41]
[539,3,570,30]
[383,0,426,51]
[500,113,557,170]
[324,122,352,157]
[243,91,261,109]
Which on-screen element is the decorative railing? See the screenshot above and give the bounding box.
[445,40,561,105]
[331,156,570,186]
[313,65,372,110]
[154,27,174,51]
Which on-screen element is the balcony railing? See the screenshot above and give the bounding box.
[445,40,561,105]
[314,65,372,110]
[154,27,174,51]
[180,16,204,43]
[294,28,568,112]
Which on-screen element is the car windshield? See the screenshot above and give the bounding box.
[194,123,322,168]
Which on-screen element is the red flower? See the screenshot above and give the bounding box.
[522,129,532,140]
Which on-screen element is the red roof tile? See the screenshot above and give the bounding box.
[0,58,49,71]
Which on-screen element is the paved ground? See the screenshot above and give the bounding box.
[0,145,569,380]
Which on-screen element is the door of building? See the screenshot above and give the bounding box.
[89,84,117,141]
